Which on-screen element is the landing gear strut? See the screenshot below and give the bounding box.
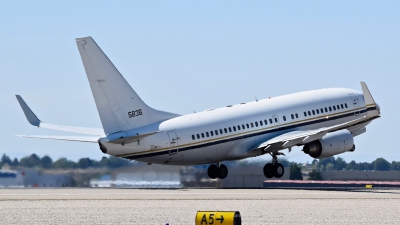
[263,152,285,178]
[207,163,228,179]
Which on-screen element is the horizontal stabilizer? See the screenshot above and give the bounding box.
[16,95,105,136]
[16,135,99,143]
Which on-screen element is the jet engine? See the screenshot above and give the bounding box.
[302,129,355,159]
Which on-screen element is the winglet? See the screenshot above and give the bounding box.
[360,82,376,106]
[15,95,41,127]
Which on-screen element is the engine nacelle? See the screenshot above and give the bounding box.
[302,129,355,159]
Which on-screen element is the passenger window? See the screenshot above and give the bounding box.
[291,114,294,119]
[329,107,332,111]
[246,124,250,128]
[274,118,278,123]
[333,106,336,110]
[228,127,232,132]
[260,121,263,126]
[192,135,195,140]
[304,112,307,117]
[283,116,286,121]
[269,119,273,123]
[255,122,258,127]
[325,107,328,112]
[341,104,344,109]
[312,110,315,115]
[215,130,218,135]
[206,132,209,137]
[251,123,254,128]
[337,105,340,110]
[210,131,214,136]
[237,125,241,130]
[233,126,236,131]
[197,134,200,139]
[220,129,223,134]
[224,128,227,133]
[242,125,245,129]
[316,109,319,114]
[296,113,298,118]
[345,103,348,108]
[264,119,268,124]
[201,133,205,138]
[321,108,323,113]
[308,111,311,116]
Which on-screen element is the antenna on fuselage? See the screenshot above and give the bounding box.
[255,96,258,102]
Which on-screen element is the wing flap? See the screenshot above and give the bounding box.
[16,135,99,143]
[250,115,371,152]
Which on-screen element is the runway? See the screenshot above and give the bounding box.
[0,188,399,224]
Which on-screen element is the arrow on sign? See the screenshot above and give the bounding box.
[216,215,224,223]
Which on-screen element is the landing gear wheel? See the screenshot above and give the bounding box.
[273,163,284,178]
[207,164,219,179]
[263,163,274,178]
[218,164,228,179]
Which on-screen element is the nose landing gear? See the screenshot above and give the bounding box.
[263,152,285,178]
[207,163,228,179]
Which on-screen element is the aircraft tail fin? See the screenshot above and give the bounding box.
[76,36,179,135]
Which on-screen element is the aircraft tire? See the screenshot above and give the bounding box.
[273,163,284,178]
[217,164,228,179]
[263,163,274,178]
[207,164,219,179]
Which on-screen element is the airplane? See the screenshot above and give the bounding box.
[16,36,381,179]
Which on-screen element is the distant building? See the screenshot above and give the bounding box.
[320,171,400,181]
[0,170,71,188]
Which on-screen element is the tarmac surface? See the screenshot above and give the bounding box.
[0,188,400,224]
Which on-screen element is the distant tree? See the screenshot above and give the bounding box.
[374,158,391,171]
[289,164,303,180]
[358,162,373,171]
[99,156,109,167]
[311,159,318,165]
[40,156,53,169]
[308,170,322,180]
[19,154,41,168]
[77,158,93,169]
[326,163,335,171]
[1,154,12,166]
[346,160,358,171]
[53,157,76,169]
[11,158,19,167]
[391,161,400,171]
[335,157,347,170]
[279,159,290,167]
[106,156,130,168]
[319,157,336,167]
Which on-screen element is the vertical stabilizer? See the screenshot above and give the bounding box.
[76,36,179,135]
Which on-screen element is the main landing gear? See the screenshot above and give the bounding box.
[207,163,228,179]
[263,152,285,178]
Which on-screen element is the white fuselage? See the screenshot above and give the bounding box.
[100,88,371,165]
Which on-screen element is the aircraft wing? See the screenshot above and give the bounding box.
[16,95,105,136]
[250,115,377,153]
[16,135,99,143]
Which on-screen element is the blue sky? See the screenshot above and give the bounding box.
[0,1,399,163]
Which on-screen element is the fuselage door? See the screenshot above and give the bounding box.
[167,131,179,154]
[348,93,360,115]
